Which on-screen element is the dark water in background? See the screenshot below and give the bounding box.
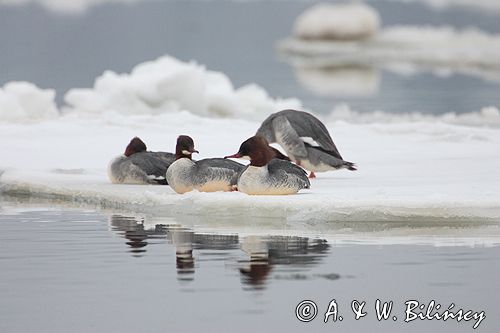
[1,203,500,333]
[0,0,499,114]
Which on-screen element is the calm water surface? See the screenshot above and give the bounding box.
[1,201,499,333]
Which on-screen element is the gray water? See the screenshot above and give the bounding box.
[1,200,499,333]
[0,0,499,114]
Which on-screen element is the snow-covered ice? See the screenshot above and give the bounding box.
[293,3,380,41]
[1,56,499,223]
[1,107,499,222]
[0,82,59,122]
[64,56,301,120]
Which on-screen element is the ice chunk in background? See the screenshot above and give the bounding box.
[387,0,500,13]
[0,81,59,123]
[280,1,500,82]
[328,104,500,127]
[293,2,380,41]
[63,55,301,120]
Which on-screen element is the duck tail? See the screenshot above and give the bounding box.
[343,161,357,171]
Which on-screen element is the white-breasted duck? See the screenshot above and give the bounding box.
[225,136,310,195]
[166,135,244,194]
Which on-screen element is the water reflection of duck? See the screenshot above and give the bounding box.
[239,235,330,289]
[109,215,330,289]
[109,215,151,256]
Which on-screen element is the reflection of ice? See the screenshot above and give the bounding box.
[293,65,380,97]
[279,26,500,83]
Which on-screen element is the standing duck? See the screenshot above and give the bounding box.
[256,109,356,178]
[225,136,310,195]
[108,137,175,185]
[166,135,244,194]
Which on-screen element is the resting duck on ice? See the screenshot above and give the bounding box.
[108,137,175,184]
[166,135,244,194]
[256,109,357,178]
[225,136,310,195]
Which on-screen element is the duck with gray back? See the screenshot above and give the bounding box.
[108,137,175,185]
[166,135,244,194]
[225,136,310,195]
[256,109,356,178]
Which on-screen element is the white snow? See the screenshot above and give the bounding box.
[0,81,59,123]
[293,3,380,41]
[63,55,301,120]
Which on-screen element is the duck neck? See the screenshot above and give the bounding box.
[175,152,192,160]
[250,149,274,167]
[175,146,192,160]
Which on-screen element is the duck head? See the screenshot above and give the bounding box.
[225,136,276,167]
[175,135,199,160]
[124,137,147,157]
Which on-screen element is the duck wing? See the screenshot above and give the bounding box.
[283,110,343,160]
[196,158,245,172]
[128,152,171,183]
[152,152,176,166]
[258,110,343,160]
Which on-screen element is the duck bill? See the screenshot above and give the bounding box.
[224,153,242,159]
[190,149,199,154]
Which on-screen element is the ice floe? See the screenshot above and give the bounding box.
[293,3,380,41]
[0,56,301,123]
[0,81,59,123]
[382,0,500,13]
[1,106,499,222]
[0,52,499,222]
[280,2,500,81]
[279,26,500,73]
[63,56,301,120]
[328,104,500,128]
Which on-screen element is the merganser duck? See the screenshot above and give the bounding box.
[108,137,175,185]
[166,135,244,194]
[225,136,310,195]
[256,109,357,178]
